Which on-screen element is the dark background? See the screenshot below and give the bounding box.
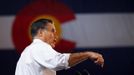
[0,47,134,75]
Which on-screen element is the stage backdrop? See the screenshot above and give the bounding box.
[0,0,134,50]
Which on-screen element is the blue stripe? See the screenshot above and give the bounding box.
[0,0,30,15]
[0,0,134,15]
[62,0,134,13]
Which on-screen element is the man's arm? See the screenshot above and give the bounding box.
[68,51,104,67]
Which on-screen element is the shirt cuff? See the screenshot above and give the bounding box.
[63,53,71,69]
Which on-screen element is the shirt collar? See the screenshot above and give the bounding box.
[33,39,51,47]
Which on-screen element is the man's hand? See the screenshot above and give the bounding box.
[87,52,104,67]
[68,51,104,67]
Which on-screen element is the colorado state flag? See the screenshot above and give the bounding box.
[0,0,134,52]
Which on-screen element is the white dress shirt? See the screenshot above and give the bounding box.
[15,39,70,75]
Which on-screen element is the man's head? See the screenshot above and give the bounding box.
[30,19,58,47]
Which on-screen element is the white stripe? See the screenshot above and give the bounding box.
[1,13,134,49]
[0,16,15,49]
[62,13,134,47]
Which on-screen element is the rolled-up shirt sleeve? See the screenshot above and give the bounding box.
[53,53,70,70]
[31,43,70,71]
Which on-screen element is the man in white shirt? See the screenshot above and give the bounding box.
[15,19,104,75]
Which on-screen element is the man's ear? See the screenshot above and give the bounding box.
[38,29,43,36]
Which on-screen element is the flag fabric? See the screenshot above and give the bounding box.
[0,0,134,51]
